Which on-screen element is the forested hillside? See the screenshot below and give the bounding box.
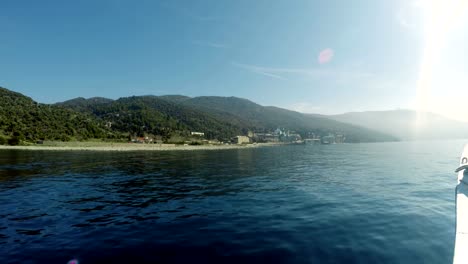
[58,94,398,143]
[177,96,397,142]
[0,86,399,145]
[0,87,115,144]
[58,95,241,140]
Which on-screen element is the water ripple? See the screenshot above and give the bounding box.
[0,140,462,263]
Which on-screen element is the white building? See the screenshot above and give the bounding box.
[191,132,205,136]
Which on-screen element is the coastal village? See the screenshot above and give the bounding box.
[130,128,346,145]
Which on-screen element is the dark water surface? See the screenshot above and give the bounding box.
[0,140,463,263]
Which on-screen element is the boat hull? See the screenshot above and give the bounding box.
[454,180,468,264]
[453,144,468,264]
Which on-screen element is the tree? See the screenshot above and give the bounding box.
[0,135,7,145]
[8,131,23,145]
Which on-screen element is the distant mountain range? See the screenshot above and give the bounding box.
[327,110,468,140]
[0,86,397,144]
[56,94,396,143]
[4,86,466,145]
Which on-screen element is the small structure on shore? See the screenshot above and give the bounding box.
[191,132,205,137]
[335,134,345,143]
[321,135,335,144]
[305,138,321,145]
[232,136,250,144]
[253,133,279,143]
[131,136,153,144]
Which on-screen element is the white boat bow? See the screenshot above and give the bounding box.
[453,144,468,264]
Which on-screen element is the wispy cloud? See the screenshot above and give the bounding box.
[232,62,373,82]
[232,63,288,80]
[192,40,228,49]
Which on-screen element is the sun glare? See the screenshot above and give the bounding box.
[415,0,468,126]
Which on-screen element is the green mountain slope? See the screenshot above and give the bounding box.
[58,94,397,143]
[58,97,114,112]
[178,96,397,142]
[0,86,398,144]
[58,95,241,140]
[0,87,114,143]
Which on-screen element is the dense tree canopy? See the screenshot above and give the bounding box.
[0,86,398,145]
[0,87,115,143]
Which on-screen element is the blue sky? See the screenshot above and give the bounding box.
[2,0,468,120]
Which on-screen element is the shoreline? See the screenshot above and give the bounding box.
[0,142,281,152]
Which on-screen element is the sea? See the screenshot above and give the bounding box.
[0,140,464,264]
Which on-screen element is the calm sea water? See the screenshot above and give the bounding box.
[0,140,464,264]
